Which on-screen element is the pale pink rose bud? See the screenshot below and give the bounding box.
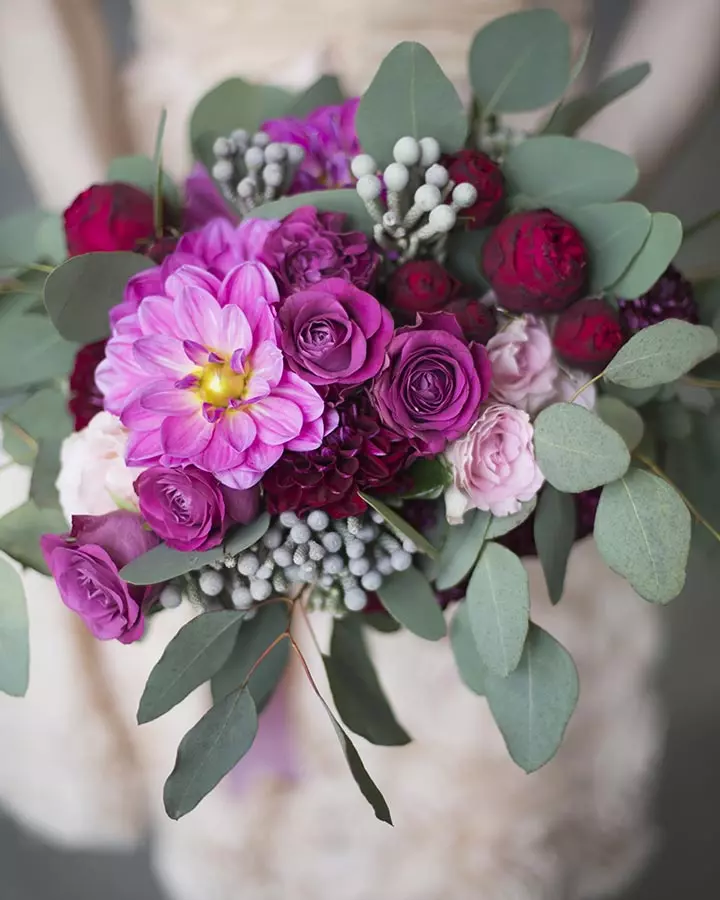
[486,315,559,415]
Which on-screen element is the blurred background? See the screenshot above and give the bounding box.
[1,0,719,898]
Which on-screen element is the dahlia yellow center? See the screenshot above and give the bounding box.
[196,361,249,408]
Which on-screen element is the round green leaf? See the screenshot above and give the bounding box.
[44,252,155,344]
[605,320,718,388]
[0,315,77,390]
[601,382,660,408]
[377,566,446,641]
[485,497,538,539]
[0,557,29,697]
[444,230,490,291]
[358,493,438,558]
[164,687,258,819]
[504,137,638,208]
[6,387,72,441]
[533,486,576,605]
[466,542,530,677]
[106,154,180,209]
[290,75,345,117]
[356,42,467,167]
[449,601,486,696]
[249,189,373,235]
[594,467,691,603]
[35,213,67,265]
[0,501,66,574]
[533,403,631,492]
[484,624,579,773]
[0,209,49,275]
[435,509,490,590]
[596,396,645,451]
[565,202,652,292]
[610,212,683,298]
[469,9,571,115]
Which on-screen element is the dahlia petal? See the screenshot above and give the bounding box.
[220,261,280,308]
[215,465,263,490]
[199,427,243,472]
[244,439,284,472]
[126,428,164,466]
[134,336,192,376]
[243,375,271,403]
[138,297,182,338]
[251,340,284,385]
[248,397,304,445]
[121,390,167,431]
[174,284,223,347]
[217,303,252,356]
[202,403,224,424]
[165,264,222,300]
[230,349,246,373]
[141,390,201,414]
[221,409,257,452]
[285,416,325,452]
[161,412,213,457]
[183,340,210,365]
[274,371,325,421]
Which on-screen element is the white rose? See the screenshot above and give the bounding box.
[57,412,145,521]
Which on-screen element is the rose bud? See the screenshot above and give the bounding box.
[553,297,625,373]
[63,183,156,256]
[445,150,505,228]
[482,210,589,314]
[446,297,498,344]
[387,260,459,314]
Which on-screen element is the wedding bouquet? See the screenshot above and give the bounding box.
[1,8,718,825]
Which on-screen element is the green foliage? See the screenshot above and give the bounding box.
[0,315,77,390]
[44,251,155,344]
[35,214,67,265]
[466,542,530,676]
[29,439,63,509]
[358,493,438,558]
[504,137,638,209]
[0,557,29,697]
[594,467,691,603]
[290,75,345,117]
[138,611,246,724]
[533,403,630,492]
[6,387,72,441]
[596,396,645,451]
[0,502,66,574]
[164,687,258,819]
[0,210,51,276]
[449,601,486,695]
[533,486,576,605]
[601,382,660,408]
[605,320,718,388]
[435,509,490,590]
[377,566,446,640]
[106,154,180,210]
[610,212,683,298]
[250,189,373,234]
[445,230,490,291]
[469,9,571,115]
[398,457,449,500]
[485,498,538,539]
[324,616,410,746]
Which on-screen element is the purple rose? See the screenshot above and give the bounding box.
[135,466,260,552]
[41,511,159,644]
[278,277,393,387]
[261,206,378,298]
[372,312,492,455]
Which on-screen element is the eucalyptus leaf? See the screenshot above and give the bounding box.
[605,320,718,388]
[2,422,36,467]
[324,617,410,746]
[435,509,490,590]
[533,403,630,492]
[601,382,660,408]
[449,601,486,695]
[361,612,402,634]
[484,624,579,772]
[594,467,691,603]
[164,687,258,819]
[290,75,345,117]
[0,315,77,390]
[44,252,155,343]
[533,486,576,605]
[469,9,571,115]
[6,387,72,441]
[654,401,693,441]
[249,189,373,234]
[466,542,529,677]
[139,611,246,724]
[0,209,49,274]
[610,212,683,298]
[543,62,651,136]
[445,229,490,291]
[485,497,538,539]
[399,457,449,500]
[564,203,652,292]
[356,42,466,167]
[223,513,271,555]
[0,501,66,574]
[358,492,438,558]
[35,213,67,265]
[596,396,645,451]
[29,439,62,509]
[377,566,446,641]
[504,137,638,209]
[106,154,180,210]
[0,557,30,697]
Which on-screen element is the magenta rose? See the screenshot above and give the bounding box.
[41,511,159,644]
[278,277,393,387]
[261,207,378,297]
[135,466,259,552]
[372,312,492,454]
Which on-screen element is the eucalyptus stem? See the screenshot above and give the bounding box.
[684,208,720,241]
[3,419,37,452]
[683,375,720,390]
[239,631,289,693]
[569,369,605,403]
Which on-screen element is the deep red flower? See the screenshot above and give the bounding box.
[553,297,625,372]
[63,183,156,256]
[68,340,107,431]
[482,210,588,314]
[618,265,699,333]
[445,297,498,344]
[387,260,459,314]
[445,150,505,229]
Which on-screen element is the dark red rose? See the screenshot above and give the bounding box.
[481,210,588,314]
[68,340,107,430]
[388,261,459,314]
[445,150,505,229]
[553,298,625,372]
[63,183,156,256]
[446,298,498,344]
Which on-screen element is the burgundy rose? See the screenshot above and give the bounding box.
[261,206,378,297]
[371,312,492,454]
[41,511,159,644]
[482,210,589,313]
[278,278,393,387]
[63,183,156,256]
[388,261,459,314]
[68,340,107,431]
[445,150,505,228]
[135,466,259,552]
[553,298,625,372]
[446,297,498,344]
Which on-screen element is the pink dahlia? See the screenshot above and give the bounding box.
[96,262,328,489]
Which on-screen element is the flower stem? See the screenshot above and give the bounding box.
[635,452,720,544]
[239,631,289,693]
[684,208,720,241]
[683,375,720,390]
[569,369,606,403]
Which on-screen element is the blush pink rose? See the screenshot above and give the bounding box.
[444,402,544,522]
[486,315,559,414]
